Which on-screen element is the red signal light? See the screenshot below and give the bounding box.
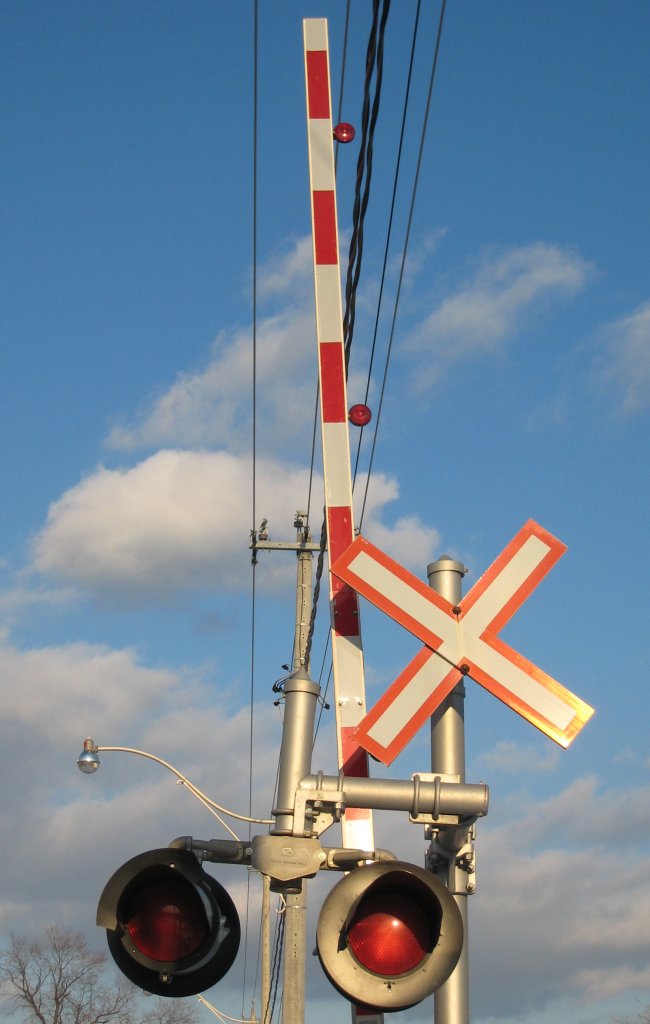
[334,122,355,143]
[97,848,240,997]
[125,878,208,962]
[317,860,462,1011]
[348,404,372,427]
[347,892,432,976]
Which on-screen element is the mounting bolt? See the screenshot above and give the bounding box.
[466,881,476,894]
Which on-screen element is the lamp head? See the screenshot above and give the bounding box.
[77,737,101,774]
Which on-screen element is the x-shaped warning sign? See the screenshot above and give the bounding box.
[331,520,594,765]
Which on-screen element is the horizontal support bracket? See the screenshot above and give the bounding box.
[292,771,489,837]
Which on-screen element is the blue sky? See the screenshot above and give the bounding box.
[1,2,649,1023]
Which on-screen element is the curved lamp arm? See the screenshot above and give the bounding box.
[77,737,273,840]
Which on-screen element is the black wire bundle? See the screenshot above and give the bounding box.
[343,0,391,371]
[263,909,285,1024]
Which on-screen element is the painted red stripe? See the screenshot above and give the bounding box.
[332,585,359,638]
[306,50,330,118]
[344,807,371,820]
[329,507,358,637]
[319,343,346,422]
[312,191,338,264]
[341,727,370,779]
[328,506,354,562]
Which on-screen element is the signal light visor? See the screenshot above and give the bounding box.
[97,848,240,998]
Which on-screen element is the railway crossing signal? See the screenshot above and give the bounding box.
[317,860,463,1012]
[96,847,240,997]
[84,14,595,1024]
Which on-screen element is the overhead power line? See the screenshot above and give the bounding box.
[352,0,423,488]
[343,0,392,368]
[243,1,259,1015]
[359,0,448,529]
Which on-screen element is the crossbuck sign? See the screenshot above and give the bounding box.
[331,520,594,765]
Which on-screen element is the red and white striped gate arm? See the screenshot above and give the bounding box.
[303,18,373,852]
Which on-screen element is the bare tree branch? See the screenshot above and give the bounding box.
[0,926,200,1024]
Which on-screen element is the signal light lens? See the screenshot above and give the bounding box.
[333,122,355,143]
[348,892,432,976]
[125,879,208,962]
[348,403,372,427]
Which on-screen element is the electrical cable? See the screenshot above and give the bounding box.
[92,746,272,825]
[249,0,259,820]
[334,0,351,174]
[359,0,447,529]
[343,0,391,367]
[302,514,326,672]
[196,996,258,1024]
[305,391,319,526]
[312,656,333,750]
[243,2,259,1014]
[263,905,285,1024]
[351,0,422,488]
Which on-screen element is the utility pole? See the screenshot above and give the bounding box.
[251,511,320,1024]
[276,516,318,1024]
[260,872,271,1024]
[292,513,313,671]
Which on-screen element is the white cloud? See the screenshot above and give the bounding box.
[0,633,178,746]
[597,300,650,414]
[31,450,439,600]
[0,626,282,942]
[475,738,561,776]
[0,582,77,622]
[403,243,592,386]
[573,964,650,1002]
[106,235,327,457]
[354,471,441,570]
[106,307,316,455]
[468,775,650,1018]
[104,232,375,462]
[387,227,448,291]
[256,234,314,301]
[31,449,309,598]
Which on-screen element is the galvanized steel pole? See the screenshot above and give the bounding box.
[427,556,470,1024]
